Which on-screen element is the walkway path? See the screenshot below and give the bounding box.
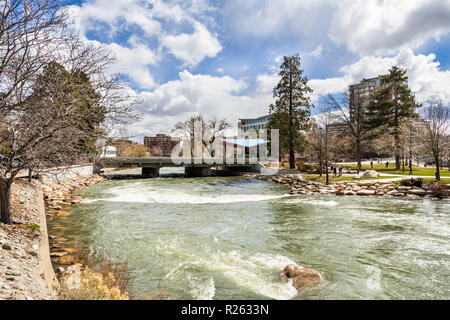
[359,174,450,183]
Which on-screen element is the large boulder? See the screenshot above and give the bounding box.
[361,170,379,179]
[283,264,323,291]
[353,170,379,180]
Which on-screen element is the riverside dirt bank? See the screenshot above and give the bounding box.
[249,173,450,199]
[0,174,105,300]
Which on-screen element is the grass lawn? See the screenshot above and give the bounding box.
[341,163,450,177]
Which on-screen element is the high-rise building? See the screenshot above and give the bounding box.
[326,122,349,136]
[144,134,180,157]
[349,76,382,108]
[238,115,271,133]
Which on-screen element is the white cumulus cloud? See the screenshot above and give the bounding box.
[161,22,222,67]
[329,0,450,55]
[129,70,274,139]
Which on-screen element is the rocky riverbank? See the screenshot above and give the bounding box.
[0,180,56,300]
[0,173,106,300]
[42,174,105,266]
[251,173,449,199]
[42,174,105,213]
[42,174,131,300]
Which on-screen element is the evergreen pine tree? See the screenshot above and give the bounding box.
[267,54,313,169]
[365,66,418,169]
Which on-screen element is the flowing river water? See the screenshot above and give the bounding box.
[48,169,450,300]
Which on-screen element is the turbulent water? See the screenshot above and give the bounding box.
[48,168,450,300]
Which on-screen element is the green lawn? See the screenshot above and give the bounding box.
[341,163,450,177]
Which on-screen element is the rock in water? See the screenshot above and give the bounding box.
[283,264,323,291]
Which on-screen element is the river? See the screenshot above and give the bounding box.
[48,169,450,300]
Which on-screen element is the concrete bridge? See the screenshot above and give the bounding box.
[95,157,262,177]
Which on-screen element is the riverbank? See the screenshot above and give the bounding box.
[251,173,449,199]
[43,174,131,300]
[0,173,107,300]
[42,174,105,214]
[42,174,105,265]
[0,180,56,300]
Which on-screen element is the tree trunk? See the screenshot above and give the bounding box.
[289,148,295,169]
[394,90,400,170]
[319,150,323,177]
[0,182,12,225]
[288,69,295,169]
[394,128,400,170]
[435,156,440,181]
[356,139,361,173]
[402,151,405,172]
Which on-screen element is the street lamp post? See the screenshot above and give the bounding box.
[325,124,329,185]
[409,119,413,176]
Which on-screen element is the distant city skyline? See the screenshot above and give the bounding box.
[67,0,450,141]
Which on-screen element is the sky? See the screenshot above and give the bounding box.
[66,0,450,142]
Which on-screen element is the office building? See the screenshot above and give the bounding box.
[349,76,382,108]
[238,115,271,133]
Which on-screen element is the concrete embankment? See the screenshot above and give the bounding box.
[0,170,105,300]
[250,173,449,199]
[0,180,56,300]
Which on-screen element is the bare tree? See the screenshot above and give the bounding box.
[446,135,450,171]
[315,104,335,184]
[326,90,371,172]
[173,114,207,156]
[0,0,137,224]
[419,102,449,181]
[203,118,231,157]
[305,120,325,176]
[172,114,230,157]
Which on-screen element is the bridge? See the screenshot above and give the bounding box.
[95,157,263,177]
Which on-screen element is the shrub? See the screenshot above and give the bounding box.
[400,178,424,188]
[58,266,129,300]
[429,183,449,199]
[57,246,131,300]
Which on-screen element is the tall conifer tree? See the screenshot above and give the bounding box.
[267,54,313,169]
[365,66,418,169]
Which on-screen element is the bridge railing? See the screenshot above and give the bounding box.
[97,157,263,166]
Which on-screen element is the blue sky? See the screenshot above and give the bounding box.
[66,0,450,141]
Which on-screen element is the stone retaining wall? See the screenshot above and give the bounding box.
[0,180,56,300]
[0,173,106,300]
[41,164,94,182]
